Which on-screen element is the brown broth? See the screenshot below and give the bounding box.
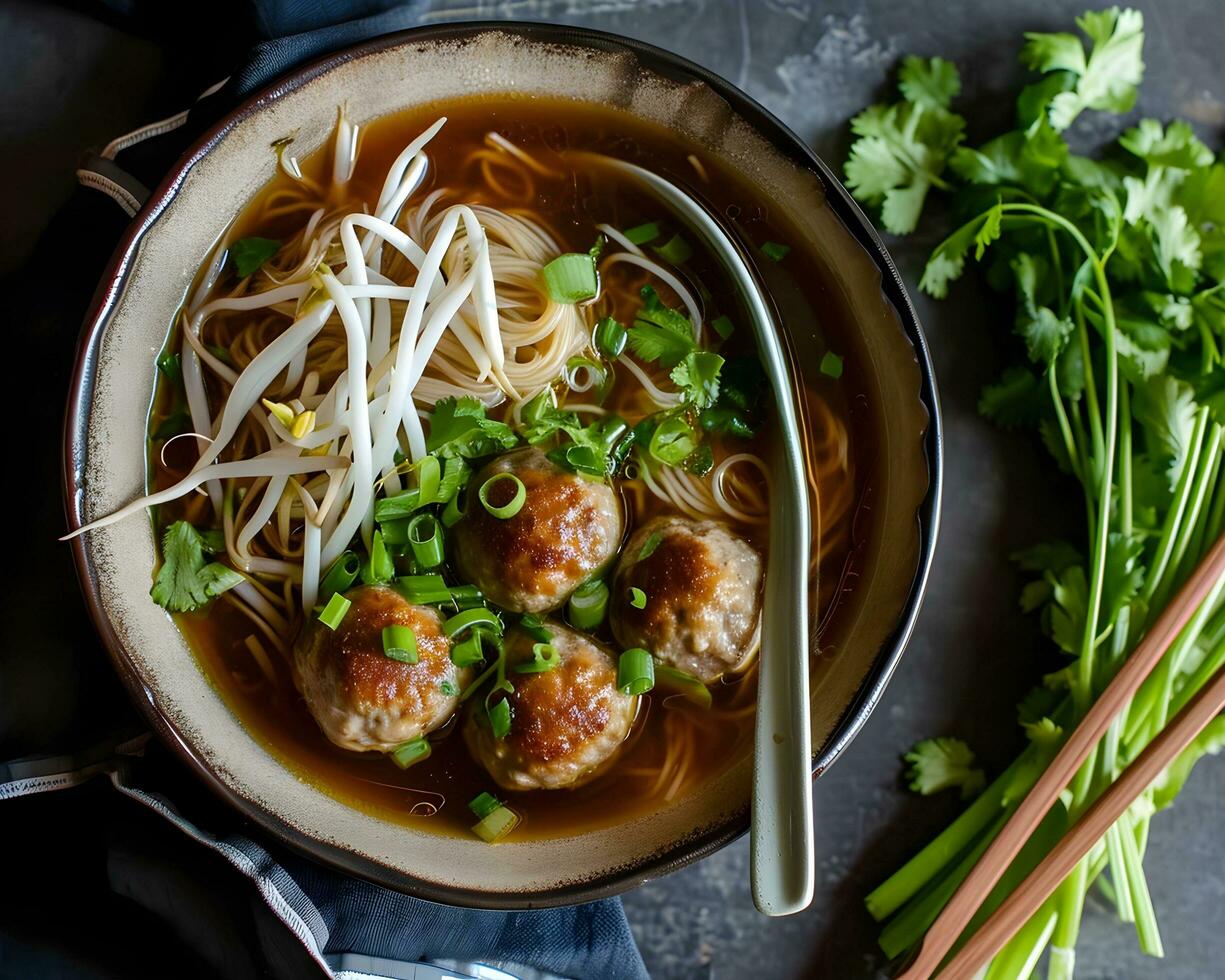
[151,95,871,840]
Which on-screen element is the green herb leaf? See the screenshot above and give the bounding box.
[627,285,696,368]
[425,396,518,459]
[843,57,966,235]
[229,237,281,278]
[669,351,724,408]
[1020,7,1145,130]
[150,521,244,613]
[903,737,985,799]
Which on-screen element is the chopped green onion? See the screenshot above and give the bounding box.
[542,253,598,303]
[595,316,628,358]
[390,736,431,769]
[442,491,466,528]
[382,624,419,663]
[820,351,844,379]
[396,573,451,605]
[360,530,395,585]
[469,791,502,819]
[379,518,410,546]
[567,579,610,631]
[649,415,699,465]
[514,641,560,674]
[712,315,735,340]
[414,454,441,506]
[444,606,501,639]
[157,352,183,385]
[230,236,281,278]
[761,241,790,262]
[617,648,655,696]
[450,632,485,668]
[407,513,444,569]
[471,803,520,843]
[478,473,527,519]
[487,698,512,739]
[375,488,422,522]
[629,587,647,609]
[518,613,552,643]
[317,592,351,631]
[440,680,459,697]
[623,221,661,245]
[638,532,664,561]
[448,584,485,610]
[319,552,361,603]
[436,456,469,505]
[655,234,693,265]
[655,662,713,709]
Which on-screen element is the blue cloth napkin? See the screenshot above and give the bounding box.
[1,3,650,978]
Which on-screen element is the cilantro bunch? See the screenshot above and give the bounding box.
[846,8,1225,977]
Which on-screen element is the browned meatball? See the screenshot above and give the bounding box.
[451,447,623,613]
[463,621,637,790]
[292,585,470,752]
[609,516,762,684]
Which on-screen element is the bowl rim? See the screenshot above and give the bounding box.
[62,19,943,909]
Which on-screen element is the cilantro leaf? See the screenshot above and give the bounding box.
[229,237,281,278]
[897,55,961,110]
[950,119,1068,197]
[1046,564,1088,656]
[669,351,724,409]
[425,396,518,459]
[151,521,244,613]
[1020,8,1144,131]
[904,737,985,799]
[627,285,696,368]
[1012,540,1083,575]
[978,366,1046,429]
[1012,253,1074,364]
[844,58,966,235]
[1134,376,1199,488]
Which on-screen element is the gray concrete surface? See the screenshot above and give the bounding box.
[3,2,1221,978]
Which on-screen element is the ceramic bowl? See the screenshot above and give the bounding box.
[63,22,940,908]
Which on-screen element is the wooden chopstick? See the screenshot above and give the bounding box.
[935,658,1225,977]
[897,528,1225,980]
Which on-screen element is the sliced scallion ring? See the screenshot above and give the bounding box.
[567,579,609,631]
[317,592,351,631]
[514,642,560,674]
[407,513,444,569]
[471,802,520,843]
[443,606,501,639]
[382,623,419,663]
[478,473,526,519]
[390,736,431,769]
[617,648,655,696]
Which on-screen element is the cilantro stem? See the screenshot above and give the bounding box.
[864,747,1044,922]
[1119,381,1133,535]
[1000,201,1121,964]
[1048,363,1086,488]
[1142,410,1209,604]
[1073,305,1106,488]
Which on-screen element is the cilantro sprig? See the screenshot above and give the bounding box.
[844,56,966,234]
[848,8,1225,971]
[150,520,244,613]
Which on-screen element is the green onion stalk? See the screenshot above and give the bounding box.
[866,201,1225,976]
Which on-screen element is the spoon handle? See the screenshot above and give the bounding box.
[751,442,815,916]
[568,152,816,914]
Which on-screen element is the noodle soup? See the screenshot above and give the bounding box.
[87,96,861,840]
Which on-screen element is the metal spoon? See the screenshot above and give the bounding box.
[576,153,815,915]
